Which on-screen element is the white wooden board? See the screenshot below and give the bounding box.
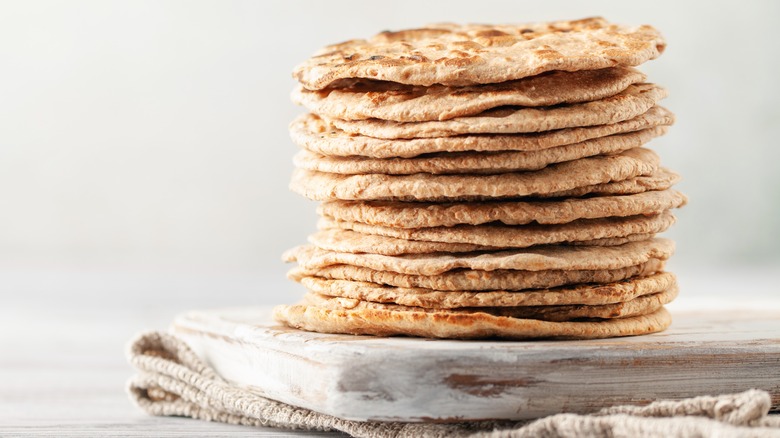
[171,308,780,422]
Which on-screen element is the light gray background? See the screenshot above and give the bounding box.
[1,0,779,306]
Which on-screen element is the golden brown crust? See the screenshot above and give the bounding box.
[294,18,665,90]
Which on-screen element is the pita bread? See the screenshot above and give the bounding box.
[272,303,672,340]
[328,84,666,139]
[290,106,674,158]
[319,211,675,249]
[283,238,676,275]
[294,18,665,90]
[299,271,676,308]
[287,258,666,291]
[319,189,687,228]
[294,126,666,175]
[293,67,646,122]
[308,229,657,256]
[291,148,659,202]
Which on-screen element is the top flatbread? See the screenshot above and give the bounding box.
[294,18,665,90]
[292,67,646,122]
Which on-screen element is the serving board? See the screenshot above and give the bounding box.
[171,308,780,422]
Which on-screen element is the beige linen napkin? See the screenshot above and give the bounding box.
[127,331,780,437]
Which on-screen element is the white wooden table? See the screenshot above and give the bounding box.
[2,267,778,436]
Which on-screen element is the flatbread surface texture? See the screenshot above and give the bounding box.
[294,18,665,90]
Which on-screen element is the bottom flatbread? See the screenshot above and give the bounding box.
[273,303,672,340]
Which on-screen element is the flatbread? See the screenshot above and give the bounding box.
[272,304,672,340]
[309,229,494,254]
[308,229,658,256]
[294,126,665,175]
[319,211,675,249]
[319,189,687,228]
[541,167,679,198]
[299,271,676,308]
[293,67,646,122]
[290,106,674,158]
[283,238,676,275]
[568,233,657,247]
[328,84,666,139]
[294,18,665,90]
[299,286,677,323]
[287,258,666,291]
[290,148,659,202]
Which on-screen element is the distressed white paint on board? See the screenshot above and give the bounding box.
[172,308,780,422]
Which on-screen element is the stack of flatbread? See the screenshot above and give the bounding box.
[275,17,687,340]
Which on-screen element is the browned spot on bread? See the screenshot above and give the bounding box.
[450,41,484,51]
[401,54,430,62]
[436,56,481,67]
[475,29,509,38]
[535,49,562,59]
